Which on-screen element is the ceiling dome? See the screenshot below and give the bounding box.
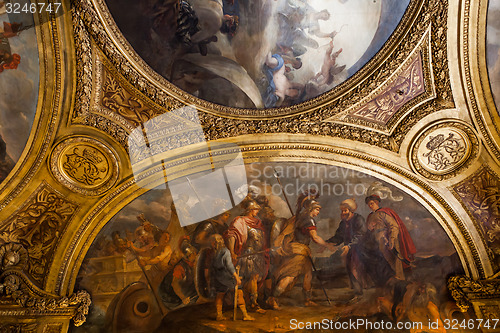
[105,0,410,109]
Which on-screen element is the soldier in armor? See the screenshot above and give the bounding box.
[268,199,334,308]
[209,234,254,321]
[158,238,199,309]
[192,210,231,250]
[225,200,269,313]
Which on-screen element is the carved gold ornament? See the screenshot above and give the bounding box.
[453,166,500,266]
[0,183,79,286]
[50,137,119,196]
[410,121,479,180]
[0,243,28,272]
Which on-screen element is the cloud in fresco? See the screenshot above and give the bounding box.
[102,189,173,236]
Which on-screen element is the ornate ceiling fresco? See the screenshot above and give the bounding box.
[0,0,499,331]
[104,0,410,109]
[0,7,39,183]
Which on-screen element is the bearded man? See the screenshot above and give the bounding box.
[327,198,368,297]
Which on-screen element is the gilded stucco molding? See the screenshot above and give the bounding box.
[0,7,68,210]
[0,182,79,287]
[71,0,453,153]
[409,120,480,180]
[325,27,435,135]
[452,166,500,270]
[461,0,500,161]
[0,270,91,328]
[54,138,490,297]
[49,136,119,196]
[448,275,500,315]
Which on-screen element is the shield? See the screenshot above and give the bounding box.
[194,247,213,300]
[105,282,163,333]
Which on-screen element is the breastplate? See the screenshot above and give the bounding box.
[245,226,264,251]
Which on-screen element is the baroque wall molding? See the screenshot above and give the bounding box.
[409,120,480,180]
[452,166,500,270]
[461,0,500,162]
[71,0,453,153]
[448,275,500,314]
[0,270,91,327]
[0,182,79,287]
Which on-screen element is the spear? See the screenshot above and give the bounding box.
[273,168,293,215]
[272,171,331,306]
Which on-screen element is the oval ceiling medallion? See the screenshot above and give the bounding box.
[50,137,119,196]
[410,121,480,180]
[104,0,411,111]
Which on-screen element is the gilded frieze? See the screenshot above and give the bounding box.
[71,0,453,153]
[448,275,500,313]
[0,269,91,327]
[0,183,79,286]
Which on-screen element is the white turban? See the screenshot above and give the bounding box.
[340,198,357,212]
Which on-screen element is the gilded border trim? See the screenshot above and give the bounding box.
[462,0,500,161]
[75,0,423,119]
[0,8,66,210]
[56,141,486,295]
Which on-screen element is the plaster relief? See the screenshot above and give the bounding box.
[453,167,500,262]
[0,183,78,285]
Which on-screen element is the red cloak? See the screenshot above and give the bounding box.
[377,207,416,268]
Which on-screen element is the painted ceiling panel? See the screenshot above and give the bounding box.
[0,3,39,184]
[105,0,409,109]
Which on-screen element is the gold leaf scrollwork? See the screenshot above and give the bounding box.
[50,137,119,196]
[0,323,38,333]
[0,272,92,327]
[62,147,107,186]
[453,167,500,263]
[0,184,78,285]
[448,275,500,313]
[422,133,467,171]
[101,73,159,127]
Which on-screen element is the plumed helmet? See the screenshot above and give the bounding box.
[245,200,261,212]
[303,199,321,212]
[179,237,197,257]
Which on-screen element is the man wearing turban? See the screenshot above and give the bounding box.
[365,195,416,281]
[327,198,369,297]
